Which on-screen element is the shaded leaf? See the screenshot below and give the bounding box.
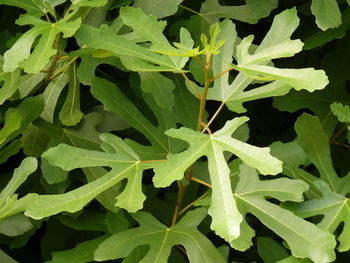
[94,208,226,263]
[311,0,342,31]
[285,180,350,252]
[133,0,184,18]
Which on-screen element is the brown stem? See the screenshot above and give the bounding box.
[332,141,350,150]
[330,124,347,144]
[44,32,62,84]
[191,176,212,188]
[178,191,209,216]
[208,67,236,83]
[170,182,186,226]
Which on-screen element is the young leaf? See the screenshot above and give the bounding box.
[206,9,328,113]
[153,117,282,244]
[234,165,336,263]
[94,208,226,263]
[3,15,81,73]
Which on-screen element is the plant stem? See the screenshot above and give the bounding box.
[196,54,212,131]
[178,4,202,16]
[201,102,225,133]
[178,191,209,216]
[43,33,62,84]
[208,67,236,83]
[49,56,79,80]
[191,177,212,188]
[170,181,186,226]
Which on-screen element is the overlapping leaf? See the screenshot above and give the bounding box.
[200,0,278,25]
[26,110,127,212]
[75,7,196,72]
[0,157,37,227]
[153,117,282,244]
[0,96,44,163]
[26,133,159,219]
[3,15,81,73]
[94,208,226,263]
[91,77,180,159]
[295,113,350,194]
[234,164,336,263]
[205,8,328,113]
[311,0,344,31]
[286,180,350,252]
[281,113,350,252]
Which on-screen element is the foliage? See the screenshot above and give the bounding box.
[0,1,349,262]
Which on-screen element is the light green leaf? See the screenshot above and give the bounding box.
[26,133,159,219]
[0,157,38,220]
[0,68,21,105]
[235,165,336,263]
[94,208,226,263]
[206,9,328,113]
[0,157,37,200]
[34,111,124,212]
[3,15,81,73]
[0,213,33,236]
[269,140,308,168]
[16,71,46,99]
[295,113,349,194]
[285,180,350,252]
[50,236,108,263]
[133,0,184,18]
[120,7,193,68]
[153,117,282,244]
[41,68,69,123]
[59,62,83,126]
[75,24,184,72]
[311,0,342,31]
